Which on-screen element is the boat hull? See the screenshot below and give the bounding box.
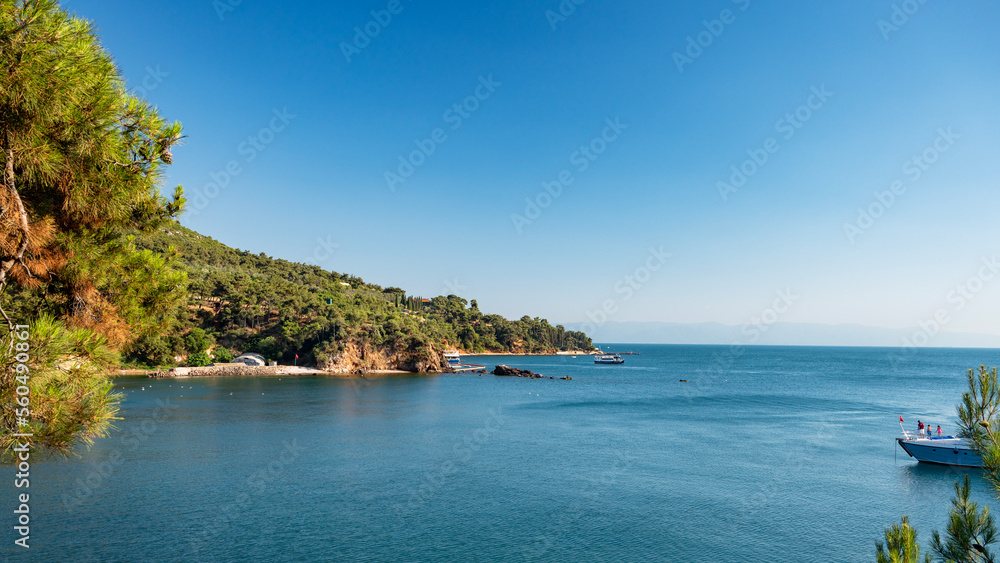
[896,438,983,468]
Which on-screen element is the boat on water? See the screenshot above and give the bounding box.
[594,354,624,365]
[895,418,983,467]
[896,436,983,467]
[443,351,460,365]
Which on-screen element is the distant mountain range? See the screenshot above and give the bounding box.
[560,321,1000,348]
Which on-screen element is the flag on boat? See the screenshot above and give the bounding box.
[899,415,904,422]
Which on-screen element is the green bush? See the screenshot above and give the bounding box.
[184,328,215,353]
[187,351,213,367]
[256,336,281,361]
[213,347,234,363]
[126,335,173,367]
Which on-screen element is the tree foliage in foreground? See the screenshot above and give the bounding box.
[929,476,997,563]
[0,316,121,460]
[1,0,184,459]
[961,366,1000,495]
[876,516,929,563]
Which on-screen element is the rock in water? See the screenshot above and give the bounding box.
[492,365,542,378]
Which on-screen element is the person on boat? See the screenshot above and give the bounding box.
[937,425,942,437]
[918,420,924,437]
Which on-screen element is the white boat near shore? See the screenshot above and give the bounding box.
[594,354,624,365]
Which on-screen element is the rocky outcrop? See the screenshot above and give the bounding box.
[493,365,545,378]
[317,340,447,375]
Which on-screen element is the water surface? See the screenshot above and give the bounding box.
[4,344,999,562]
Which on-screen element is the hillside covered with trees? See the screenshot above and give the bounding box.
[123,222,594,368]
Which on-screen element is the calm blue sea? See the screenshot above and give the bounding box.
[5,344,1000,562]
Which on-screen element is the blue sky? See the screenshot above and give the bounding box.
[67,0,1000,338]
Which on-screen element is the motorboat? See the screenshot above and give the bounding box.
[594,354,624,365]
[895,420,983,467]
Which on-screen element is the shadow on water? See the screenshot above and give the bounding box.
[900,461,982,481]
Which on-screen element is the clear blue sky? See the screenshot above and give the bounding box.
[66,0,1000,337]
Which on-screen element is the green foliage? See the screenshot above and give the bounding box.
[186,351,212,367]
[0,0,186,345]
[959,366,1000,440]
[213,346,234,363]
[876,516,930,563]
[1,315,121,460]
[255,336,281,362]
[1,0,184,459]
[184,327,214,354]
[929,475,997,562]
[126,335,173,367]
[959,366,1000,496]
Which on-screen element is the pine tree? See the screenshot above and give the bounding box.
[929,475,997,563]
[0,0,185,458]
[0,0,184,336]
[876,516,930,563]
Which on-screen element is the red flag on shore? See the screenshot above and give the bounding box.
[899,415,904,422]
[295,354,299,360]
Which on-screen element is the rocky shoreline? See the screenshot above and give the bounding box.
[148,365,415,378]
[149,363,574,380]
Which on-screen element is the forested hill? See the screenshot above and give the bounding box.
[127,222,594,367]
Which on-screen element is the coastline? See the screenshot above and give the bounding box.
[128,365,415,379]
[117,349,599,379]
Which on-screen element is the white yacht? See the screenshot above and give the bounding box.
[895,422,983,467]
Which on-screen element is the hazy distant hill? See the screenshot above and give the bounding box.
[561,321,1000,348]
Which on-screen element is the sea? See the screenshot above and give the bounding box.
[5,344,1000,562]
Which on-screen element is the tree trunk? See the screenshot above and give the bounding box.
[0,129,30,289]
